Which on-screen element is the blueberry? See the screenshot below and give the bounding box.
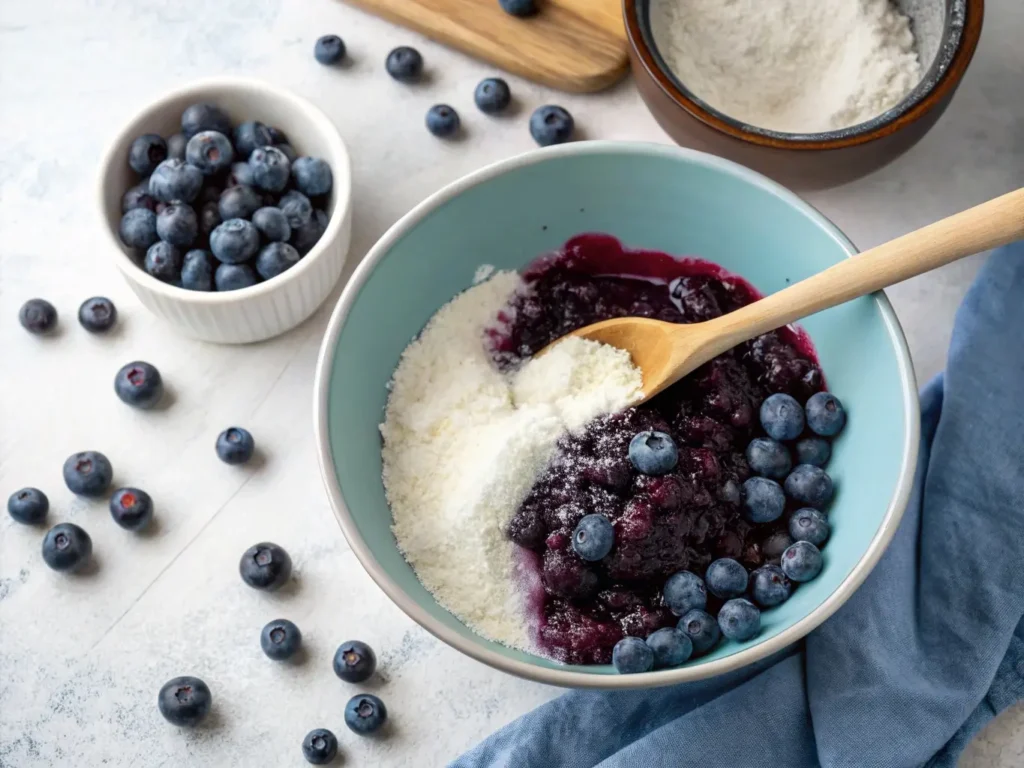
[119,208,159,250]
[227,162,255,188]
[611,636,654,674]
[291,157,333,198]
[474,77,512,114]
[233,121,273,160]
[239,542,292,591]
[114,361,164,409]
[218,184,262,220]
[745,437,792,480]
[529,105,574,146]
[181,249,216,291]
[761,531,794,565]
[18,299,57,335]
[426,104,460,138]
[267,126,288,144]
[156,202,198,247]
[385,46,423,82]
[705,558,748,599]
[216,427,255,464]
[252,206,291,242]
[7,487,48,525]
[806,392,846,437]
[750,564,792,608]
[741,476,785,523]
[781,540,824,582]
[719,478,742,506]
[109,487,154,531]
[144,241,183,283]
[167,133,187,161]
[149,159,203,203]
[784,464,833,509]
[628,431,678,475]
[185,130,234,176]
[760,393,805,441]
[62,451,113,497]
[789,508,830,546]
[78,297,117,333]
[215,263,259,291]
[41,522,92,572]
[314,34,346,65]
[646,627,692,669]
[717,598,760,642]
[128,133,168,176]
[276,143,297,163]
[256,242,301,280]
[198,202,222,241]
[794,437,831,467]
[248,146,291,193]
[333,640,377,683]
[344,693,387,735]
[571,514,614,561]
[261,619,303,661]
[181,103,232,139]
[210,219,260,264]
[302,728,339,765]
[291,209,328,255]
[663,570,706,616]
[678,609,721,655]
[122,182,159,213]
[158,676,212,727]
[279,190,313,229]
[499,0,536,16]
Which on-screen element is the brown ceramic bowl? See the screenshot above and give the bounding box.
[625,0,983,188]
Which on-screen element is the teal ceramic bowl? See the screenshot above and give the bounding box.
[314,142,919,688]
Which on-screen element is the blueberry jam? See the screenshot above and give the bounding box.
[491,235,825,664]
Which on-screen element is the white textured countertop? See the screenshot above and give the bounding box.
[1,1,1022,766]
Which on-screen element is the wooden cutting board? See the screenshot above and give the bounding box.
[343,0,629,92]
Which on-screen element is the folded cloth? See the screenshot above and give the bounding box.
[452,241,1024,768]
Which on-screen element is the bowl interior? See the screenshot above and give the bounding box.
[320,144,914,682]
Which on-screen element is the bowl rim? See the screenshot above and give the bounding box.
[624,0,984,150]
[96,75,352,303]
[313,141,921,689]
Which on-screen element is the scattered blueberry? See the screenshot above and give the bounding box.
[678,609,721,655]
[7,487,48,525]
[78,297,117,333]
[18,299,57,335]
[156,202,198,247]
[119,208,159,250]
[628,431,678,475]
[717,598,761,642]
[198,202,222,241]
[227,161,255,188]
[705,558,748,599]
[741,476,785,523]
[345,693,387,735]
[571,514,614,561]
[750,564,792,608]
[745,437,792,480]
[215,263,259,291]
[781,540,824,582]
[663,570,706,616]
[612,636,654,674]
[261,619,303,661]
[233,121,274,160]
[109,487,154,531]
[144,241,183,283]
[252,206,291,242]
[239,542,292,591]
[181,102,232,139]
[185,130,234,176]
[42,522,92,572]
[148,159,203,203]
[158,676,212,727]
[314,34,346,65]
[788,508,830,546]
[276,143,297,163]
[426,104,460,138]
[181,249,216,291]
[62,451,113,497]
[529,105,574,146]
[291,209,328,256]
[166,133,187,161]
[128,133,168,176]
[256,242,301,280]
[216,427,255,464]
[499,0,537,17]
[474,77,512,114]
[385,46,423,82]
[302,728,339,765]
[291,157,333,198]
[249,146,291,193]
[646,627,692,668]
[760,393,805,441]
[210,219,260,264]
[784,464,833,509]
[122,182,159,213]
[114,360,164,409]
[806,392,846,437]
[795,437,831,467]
[279,190,313,229]
[333,640,377,683]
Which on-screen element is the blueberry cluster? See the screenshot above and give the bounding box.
[118,103,333,292]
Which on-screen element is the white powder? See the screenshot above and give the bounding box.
[381,274,642,650]
[651,0,923,133]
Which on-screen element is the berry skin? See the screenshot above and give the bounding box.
[789,507,830,546]
[663,570,707,616]
[62,451,113,497]
[279,190,313,230]
[474,77,512,114]
[256,242,301,280]
[181,103,232,139]
[166,133,187,161]
[705,558,748,599]
[128,134,168,176]
[760,393,805,441]
[227,162,255,189]
[291,157,333,198]
[742,476,785,523]
[314,34,346,65]
[7,487,49,525]
[529,105,574,146]
[612,636,654,674]
[805,392,846,437]
[248,146,291,193]
[198,201,222,240]
[185,130,234,176]
[426,105,460,138]
[215,263,259,292]
[385,46,423,82]
[678,609,721,655]
[261,619,303,661]
[745,437,792,480]
[781,541,824,582]
[344,694,387,735]
[239,542,292,591]
[19,299,58,335]
[114,361,164,409]
[218,184,263,221]
[119,208,159,250]
[302,728,339,765]
[784,464,833,509]
[210,219,260,264]
[291,209,329,256]
[158,676,212,727]
[42,523,93,572]
[628,431,678,475]
[144,241,183,283]
[276,143,297,163]
[750,564,792,608]
[109,487,154,531]
[252,207,291,242]
[233,121,273,160]
[795,437,831,467]
[333,640,377,683]
[148,159,203,203]
[570,514,614,561]
[717,598,761,642]
[216,427,255,464]
[499,0,537,17]
[761,531,795,565]
[267,126,288,144]
[122,182,159,213]
[78,297,117,333]
[646,627,692,668]
[156,202,198,247]
[181,249,216,291]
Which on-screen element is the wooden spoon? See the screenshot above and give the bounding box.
[562,188,1024,403]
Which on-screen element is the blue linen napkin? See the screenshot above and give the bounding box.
[453,241,1024,768]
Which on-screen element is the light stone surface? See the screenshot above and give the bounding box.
[1,1,1022,766]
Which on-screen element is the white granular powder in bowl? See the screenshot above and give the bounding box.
[381,272,642,651]
[650,0,924,133]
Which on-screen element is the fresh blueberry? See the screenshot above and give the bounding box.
[784,464,833,509]
[181,103,232,139]
[185,130,234,176]
[267,126,288,144]
[529,105,574,146]
[611,636,654,674]
[109,487,154,531]
[148,159,203,203]
[119,208,160,250]
[385,46,423,82]
[158,676,212,727]
[279,190,313,229]
[333,640,377,683]
[261,619,303,661]
[252,206,291,242]
[498,0,537,16]
[571,514,614,561]
[156,202,198,247]
[678,609,721,655]
[761,531,795,565]
[144,241,183,283]
[302,728,339,765]
[291,157,333,198]
[745,437,792,480]
[167,133,187,161]
[181,249,216,291]
[128,133,168,176]
[474,77,512,114]
[210,219,260,264]
[256,242,301,280]
[760,393,805,441]
[781,540,824,582]
[18,299,58,335]
[198,202,222,241]
[426,104,460,138]
[291,209,328,256]
[794,437,831,467]
[215,263,259,292]
[218,184,262,220]
[717,598,761,642]
[646,627,692,669]
[344,694,387,735]
[227,161,255,188]
[239,542,292,591]
[248,146,291,193]
[314,34,346,65]
[705,558,748,599]
[750,564,793,608]
[789,508,830,546]
[41,522,92,572]
[233,121,274,160]
[741,476,785,523]
[114,361,164,409]
[663,570,706,616]
[122,181,159,213]
[628,431,678,475]
[62,451,113,497]
[806,392,846,437]
[7,487,48,525]
[276,143,297,163]
[78,297,117,333]
[216,427,255,464]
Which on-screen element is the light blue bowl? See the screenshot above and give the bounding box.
[314,142,919,688]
